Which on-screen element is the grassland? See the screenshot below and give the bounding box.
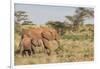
[14,24,94,65]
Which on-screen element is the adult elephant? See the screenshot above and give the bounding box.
[41,28,60,55]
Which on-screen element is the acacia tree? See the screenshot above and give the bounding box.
[15,11,33,24]
[15,11,33,34]
[15,11,27,24]
[65,8,94,31]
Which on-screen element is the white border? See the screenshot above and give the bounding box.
[11,0,14,69]
[11,0,96,69]
[14,0,95,8]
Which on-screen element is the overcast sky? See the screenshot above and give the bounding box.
[15,3,94,25]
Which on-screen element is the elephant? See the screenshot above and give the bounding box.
[19,34,34,56]
[18,27,60,56]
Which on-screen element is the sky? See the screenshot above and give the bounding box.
[15,3,94,25]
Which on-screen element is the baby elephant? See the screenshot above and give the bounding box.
[19,35,34,56]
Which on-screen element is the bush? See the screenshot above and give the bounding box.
[15,23,22,35]
[62,34,89,41]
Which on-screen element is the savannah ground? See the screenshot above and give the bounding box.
[14,24,94,65]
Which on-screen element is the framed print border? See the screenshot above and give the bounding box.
[10,0,95,69]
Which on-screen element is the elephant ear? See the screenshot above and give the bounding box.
[41,31,52,41]
[48,40,59,51]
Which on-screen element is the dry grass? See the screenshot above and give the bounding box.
[14,24,94,65]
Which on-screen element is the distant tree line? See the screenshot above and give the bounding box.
[15,8,94,36]
[46,8,94,36]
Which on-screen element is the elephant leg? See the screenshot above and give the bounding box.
[31,47,35,54]
[31,45,35,54]
[28,50,31,56]
[31,45,37,54]
[39,39,45,53]
[44,48,50,55]
[20,45,23,56]
[49,50,56,55]
[22,50,26,57]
